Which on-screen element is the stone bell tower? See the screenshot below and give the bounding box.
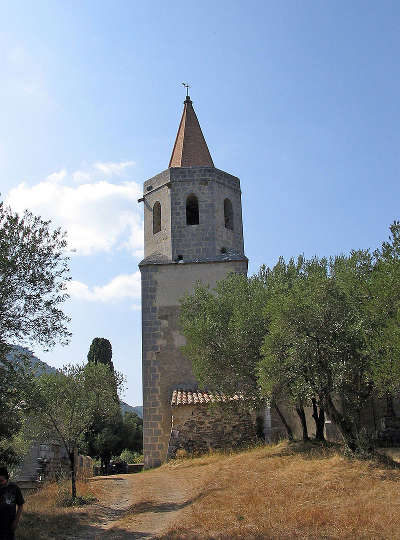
[139,94,248,468]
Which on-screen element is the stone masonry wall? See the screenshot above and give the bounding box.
[167,404,257,460]
[141,259,248,469]
[143,169,172,259]
[141,164,247,469]
[142,167,245,264]
[169,167,244,261]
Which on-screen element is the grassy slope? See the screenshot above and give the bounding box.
[18,442,400,539]
[157,441,400,539]
[18,480,104,540]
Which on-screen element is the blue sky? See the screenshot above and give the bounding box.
[1,1,399,405]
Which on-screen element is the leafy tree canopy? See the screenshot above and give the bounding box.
[180,273,268,402]
[0,201,70,468]
[0,201,71,352]
[25,362,124,498]
[180,222,400,453]
[87,338,113,370]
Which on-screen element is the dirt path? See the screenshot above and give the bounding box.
[65,465,205,539]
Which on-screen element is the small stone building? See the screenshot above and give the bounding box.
[167,389,257,459]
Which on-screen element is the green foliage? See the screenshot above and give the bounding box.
[56,487,97,507]
[366,222,400,396]
[27,363,123,448]
[85,410,143,470]
[0,201,70,467]
[119,449,143,464]
[25,362,124,497]
[0,201,71,352]
[87,422,123,467]
[180,273,268,401]
[0,350,35,468]
[258,256,311,406]
[121,412,143,453]
[87,338,113,370]
[259,251,377,450]
[85,335,142,470]
[178,221,400,454]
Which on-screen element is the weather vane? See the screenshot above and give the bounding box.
[182,82,190,97]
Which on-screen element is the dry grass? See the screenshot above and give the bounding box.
[18,478,103,540]
[157,441,400,539]
[16,443,400,539]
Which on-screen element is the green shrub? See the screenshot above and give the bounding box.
[119,449,143,464]
[56,486,97,507]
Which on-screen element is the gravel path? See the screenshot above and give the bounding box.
[64,466,203,539]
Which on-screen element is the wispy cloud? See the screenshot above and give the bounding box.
[68,272,141,307]
[5,161,143,256]
[94,160,135,176]
[47,169,67,183]
[72,170,91,184]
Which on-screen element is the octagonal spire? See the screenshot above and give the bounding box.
[169,96,214,168]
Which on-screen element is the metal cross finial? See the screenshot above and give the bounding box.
[182,82,190,97]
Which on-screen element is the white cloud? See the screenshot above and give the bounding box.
[94,161,135,176]
[5,162,143,256]
[47,169,67,183]
[68,272,141,305]
[72,170,91,184]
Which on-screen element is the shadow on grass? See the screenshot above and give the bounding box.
[256,439,400,470]
[156,530,271,540]
[256,439,340,461]
[18,485,224,539]
[127,487,224,516]
[91,476,127,482]
[19,507,155,539]
[171,461,211,470]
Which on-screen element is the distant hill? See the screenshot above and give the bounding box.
[121,402,143,418]
[7,346,57,375]
[7,346,142,418]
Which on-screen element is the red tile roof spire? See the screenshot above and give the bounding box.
[169,95,214,168]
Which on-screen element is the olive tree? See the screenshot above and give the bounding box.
[259,251,376,451]
[0,201,70,467]
[26,363,124,499]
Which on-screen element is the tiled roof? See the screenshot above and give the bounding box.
[171,389,244,407]
[169,96,214,168]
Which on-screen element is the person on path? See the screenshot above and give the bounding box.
[0,467,24,540]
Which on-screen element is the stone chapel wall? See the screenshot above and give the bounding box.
[167,404,257,460]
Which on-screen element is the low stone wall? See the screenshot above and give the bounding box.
[127,464,144,473]
[76,454,93,479]
[16,442,69,483]
[16,442,93,483]
[167,404,257,459]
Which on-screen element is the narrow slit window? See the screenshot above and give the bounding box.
[224,198,234,230]
[153,201,161,234]
[186,195,199,225]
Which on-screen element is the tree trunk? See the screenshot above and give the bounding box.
[273,403,294,441]
[323,394,357,452]
[312,397,325,441]
[69,449,77,499]
[386,393,395,417]
[295,404,309,442]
